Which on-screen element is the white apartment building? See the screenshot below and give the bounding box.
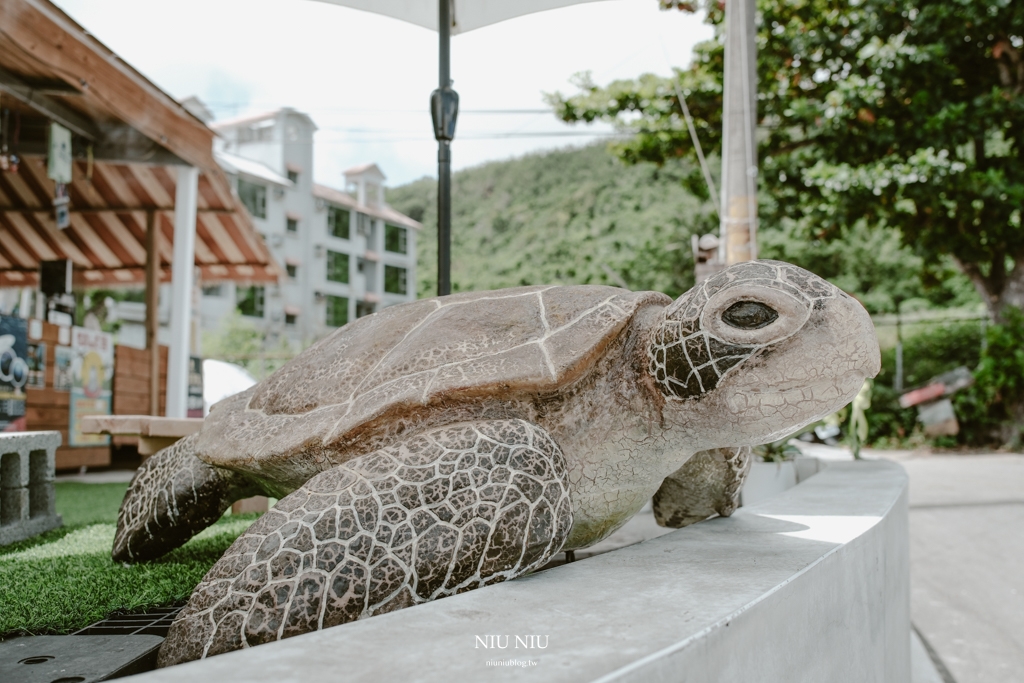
[193,104,420,347]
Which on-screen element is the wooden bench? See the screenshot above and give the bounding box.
[80,415,269,513]
[79,415,202,456]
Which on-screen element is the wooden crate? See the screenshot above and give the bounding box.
[112,345,168,448]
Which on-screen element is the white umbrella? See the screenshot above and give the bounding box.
[314,1,609,34]
[311,0,612,295]
[202,359,257,416]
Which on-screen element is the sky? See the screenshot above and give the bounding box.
[53,0,712,189]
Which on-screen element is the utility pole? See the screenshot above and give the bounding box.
[719,0,758,264]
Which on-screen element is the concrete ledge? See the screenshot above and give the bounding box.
[130,460,909,683]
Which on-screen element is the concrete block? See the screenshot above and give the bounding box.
[0,431,62,546]
[793,454,821,483]
[740,459,798,507]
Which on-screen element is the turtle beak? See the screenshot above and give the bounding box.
[836,291,881,381]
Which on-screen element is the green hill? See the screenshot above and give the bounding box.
[387,144,714,299]
[388,142,977,314]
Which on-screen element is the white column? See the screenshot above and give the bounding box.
[166,166,199,418]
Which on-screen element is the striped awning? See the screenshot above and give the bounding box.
[0,156,280,287]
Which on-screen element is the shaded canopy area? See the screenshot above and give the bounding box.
[0,0,279,288]
[0,157,276,287]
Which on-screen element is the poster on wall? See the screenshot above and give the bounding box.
[54,345,73,391]
[187,356,204,418]
[0,316,28,432]
[68,326,113,446]
[26,342,46,388]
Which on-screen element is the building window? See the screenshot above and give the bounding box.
[287,169,299,184]
[286,263,297,279]
[238,179,267,219]
[327,251,349,284]
[384,265,407,295]
[328,206,350,239]
[326,295,348,327]
[285,312,297,326]
[286,218,298,233]
[356,301,375,318]
[237,285,265,317]
[385,224,408,254]
[202,284,224,297]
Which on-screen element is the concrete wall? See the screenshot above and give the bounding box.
[130,460,909,683]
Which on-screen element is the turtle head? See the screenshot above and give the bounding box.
[647,260,880,447]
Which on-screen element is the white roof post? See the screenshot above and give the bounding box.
[166,166,199,418]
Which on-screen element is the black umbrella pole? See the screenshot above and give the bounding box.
[437,140,451,296]
[432,0,456,297]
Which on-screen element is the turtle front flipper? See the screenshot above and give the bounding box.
[653,446,751,528]
[158,419,573,666]
[113,433,262,563]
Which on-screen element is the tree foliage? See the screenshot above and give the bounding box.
[391,141,973,313]
[548,0,1022,319]
[955,308,1024,445]
[201,310,294,380]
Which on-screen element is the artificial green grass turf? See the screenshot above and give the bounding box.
[0,482,258,637]
[54,481,130,526]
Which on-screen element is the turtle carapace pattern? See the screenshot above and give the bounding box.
[113,260,880,666]
[157,420,571,665]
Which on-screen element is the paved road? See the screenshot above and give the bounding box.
[890,452,1024,683]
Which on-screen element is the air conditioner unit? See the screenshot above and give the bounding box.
[314,244,325,258]
[314,291,326,303]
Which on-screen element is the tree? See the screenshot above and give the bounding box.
[201,310,295,380]
[547,0,1024,321]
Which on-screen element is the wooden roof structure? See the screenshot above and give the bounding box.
[0,0,280,287]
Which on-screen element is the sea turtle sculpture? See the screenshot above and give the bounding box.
[113,260,879,665]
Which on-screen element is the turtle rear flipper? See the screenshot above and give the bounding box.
[158,419,573,666]
[112,433,262,563]
[653,446,751,528]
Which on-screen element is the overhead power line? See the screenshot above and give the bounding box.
[311,131,629,144]
[202,102,555,115]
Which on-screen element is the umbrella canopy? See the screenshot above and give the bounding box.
[315,0,609,34]
[202,359,257,416]
[311,0,612,295]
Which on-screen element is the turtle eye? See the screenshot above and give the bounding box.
[722,301,778,330]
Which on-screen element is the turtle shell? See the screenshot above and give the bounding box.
[196,285,670,478]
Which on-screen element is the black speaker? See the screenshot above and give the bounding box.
[39,259,72,297]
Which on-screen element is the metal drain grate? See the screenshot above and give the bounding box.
[73,606,183,637]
